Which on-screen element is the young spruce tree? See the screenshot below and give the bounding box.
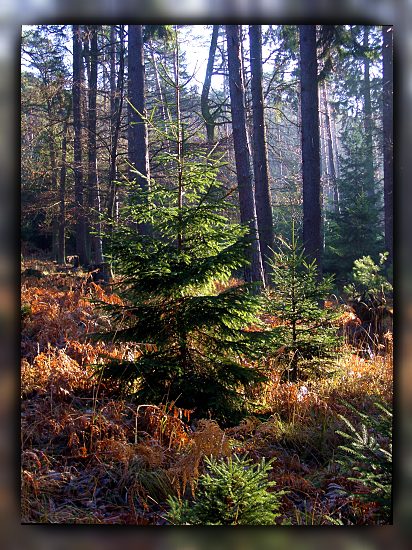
[267,223,342,381]
[96,97,267,425]
[165,454,286,525]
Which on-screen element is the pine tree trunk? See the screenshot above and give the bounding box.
[58,119,68,265]
[276,124,284,178]
[174,27,184,252]
[87,25,104,267]
[382,25,393,264]
[249,25,274,284]
[226,25,265,285]
[107,25,117,222]
[109,26,116,115]
[81,35,92,261]
[299,25,322,273]
[330,98,340,180]
[322,81,339,214]
[127,27,149,186]
[107,25,125,222]
[72,25,88,266]
[320,94,333,216]
[363,27,375,198]
[201,25,219,144]
[128,24,151,236]
[319,90,329,181]
[47,101,58,262]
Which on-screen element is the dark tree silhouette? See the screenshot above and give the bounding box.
[299,25,322,273]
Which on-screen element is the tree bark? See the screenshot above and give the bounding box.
[107,25,125,223]
[128,25,150,188]
[72,24,88,265]
[299,25,322,273]
[173,27,184,252]
[382,25,393,264]
[249,24,274,284]
[201,25,219,144]
[58,118,69,265]
[322,81,339,214]
[128,24,151,236]
[87,25,104,267]
[363,26,375,198]
[46,99,58,262]
[226,24,265,285]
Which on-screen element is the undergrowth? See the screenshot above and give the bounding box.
[20,259,393,525]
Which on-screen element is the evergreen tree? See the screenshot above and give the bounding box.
[166,454,285,525]
[325,119,383,279]
[267,223,341,381]
[95,118,268,425]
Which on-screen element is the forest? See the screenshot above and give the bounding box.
[21,24,393,525]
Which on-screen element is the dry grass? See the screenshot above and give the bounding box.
[20,259,393,525]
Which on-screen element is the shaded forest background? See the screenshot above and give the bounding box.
[21,24,393,283]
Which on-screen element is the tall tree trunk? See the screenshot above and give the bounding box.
[58,119,69,265]
[127,27,149,186]
[72,24,88,266]
[83,28,91,259]
[107,25,117,221]
[128,24,151,235]
[173,26,184,252]
[330,97,340,180]
[81,33,92,260]
[363,26,375,198]
[46,100,58,262]
[109,25,117,131]
[299,25,322,273]
[322,81,339,214]
[222,36,233,165]
[226,24,265,286]
[276,124,284,178]
[107,25,125,222]
[201,25,219,144]
[382,25,393,264]
[87,25,104,267]
[319,90,329,181]
[249,24,274,284]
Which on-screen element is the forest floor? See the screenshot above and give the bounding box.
[20,257,393,525]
